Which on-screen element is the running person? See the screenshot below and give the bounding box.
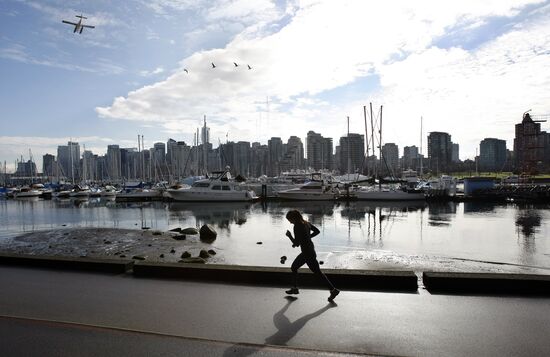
[284,210,340,301]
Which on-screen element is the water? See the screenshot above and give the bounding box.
[1,198,549,272]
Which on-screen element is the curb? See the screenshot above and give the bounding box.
[0,253,133,274]
[423,272,550,296]
[133,262,419,292]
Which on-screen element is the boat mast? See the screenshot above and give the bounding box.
[347,116,351,175]
[420,116,423,177]
[379,105,383,190]
[363,105,369,171]
[369,102,375,178]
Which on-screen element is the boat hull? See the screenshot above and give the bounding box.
[354,190,425,201]
[167,189,257,202]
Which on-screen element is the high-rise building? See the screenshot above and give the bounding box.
[42,154,55,177]
[250,143,268,177]
[15,160,37,177]
[479,138,507,172]
[381,143,399,176]
[452,143,460,162]
[306,131,333,171]
[280,136,304,172]
[268,137,283,176]
[233,141,251,176]
[513,112,550,174]
[57,141,80,182]
[338,133,365,174]
[106,145,121,181]
[428,132,452,174]
[402,146,419,170]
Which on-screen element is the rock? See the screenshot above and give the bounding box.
[256,241,263,245]
[181,251,192,258]
[152,230,162,236]
[319,261,324,265]
[147,244,152,247]
[169,227,182,233]
[178,257,206,264]
[170,248,176,254]
[120,254,126,258]
[199,250,210,259]
[207,249,216,255]
[132,255,147,261]
[61,224,67,227]
[104,240,112,244]
[280,255,287,264]
[172,234,186,240]
[181,227,199,235]
[159,254,165,258]
[199,224,217,242]
[141,227,150,230]
[114,252,120,256]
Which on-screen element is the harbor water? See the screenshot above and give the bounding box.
[1,198,549,273]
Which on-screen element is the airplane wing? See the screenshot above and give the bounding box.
[62,20,78,25]
[82,25,95,28]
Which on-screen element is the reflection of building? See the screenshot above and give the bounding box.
[513,112,550,174]
[428,132,452,174]
[479,138,506,172]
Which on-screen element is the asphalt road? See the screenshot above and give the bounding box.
[1,266,550,356]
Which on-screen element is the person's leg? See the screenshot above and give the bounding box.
[305,255,335,291]
[287,253,306,294]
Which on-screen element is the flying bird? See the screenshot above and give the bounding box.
[233,62,239,67]
[247,64,252,70]
[211,62,216,68]
[183,68,188,73]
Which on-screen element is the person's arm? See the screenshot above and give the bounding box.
[285,230,298,247]
[309,224,320,238]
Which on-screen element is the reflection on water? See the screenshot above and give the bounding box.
[0,198,549,269]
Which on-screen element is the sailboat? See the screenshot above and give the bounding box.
[353,104,425,201]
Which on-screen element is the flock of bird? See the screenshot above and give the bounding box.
[182,62,252,74]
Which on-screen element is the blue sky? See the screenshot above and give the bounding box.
[2,0,550,172]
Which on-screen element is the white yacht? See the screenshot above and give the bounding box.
[69,185,91,198]
[14,187,42,198]
[277,180,340,201]
[99,185,118,197]
[167,170,258,202]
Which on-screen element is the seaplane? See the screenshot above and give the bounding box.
[62,14,95,34]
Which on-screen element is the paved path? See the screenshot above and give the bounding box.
[1,266,550,356]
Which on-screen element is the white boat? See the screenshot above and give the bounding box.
[14,187,42,198]
[277,180,340,201]
[69,185,91,198]
[353,186,425,201]
[167,170,258,202]
[99,185,118,197]
[116,188,164,201]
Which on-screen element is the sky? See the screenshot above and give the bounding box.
[2,0,550,172]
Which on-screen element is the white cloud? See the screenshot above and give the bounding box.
[97,0,549,158]
[139,66,165,77]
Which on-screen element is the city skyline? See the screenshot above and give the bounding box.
[2,1,550,171]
